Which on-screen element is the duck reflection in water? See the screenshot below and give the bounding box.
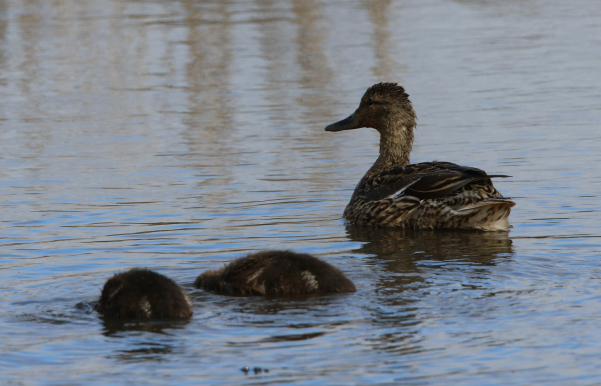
[346,225,514,353]
[345,225,513,303]
[347,225,514,266]
[100,317,191,337]
[346,224,513,303]
[107,344,176,363]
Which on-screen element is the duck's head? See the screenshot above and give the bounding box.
[325,83,416,133]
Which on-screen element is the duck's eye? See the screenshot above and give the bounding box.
[366,98,375,105]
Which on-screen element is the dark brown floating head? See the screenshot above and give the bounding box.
[95,268,193,319]
[195,250,356,296]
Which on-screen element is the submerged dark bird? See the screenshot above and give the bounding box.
[194,250,356,295]
[95,268,193,319]
[325,83,515,230]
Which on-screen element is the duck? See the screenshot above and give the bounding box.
[95,268,193,319]
[194,250,356,295]
[325,82,515,231]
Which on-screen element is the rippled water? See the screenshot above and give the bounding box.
[2,0,601,384]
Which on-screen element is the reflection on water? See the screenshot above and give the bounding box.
[347,225,513,263]
[109,345,175,363]
[100,319,191,337]
[101,320,190,364]
[347,225,513,298]
[347,226,513,356]
[2,0,601,384]
[363,0,405,80]
[348,225,513,298]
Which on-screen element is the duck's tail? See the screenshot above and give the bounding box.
[456,198,516,231]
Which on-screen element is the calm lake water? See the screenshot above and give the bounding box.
[2,0,601,384]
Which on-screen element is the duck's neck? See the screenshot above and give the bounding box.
[351,123,414,199]
[368,123,414,176]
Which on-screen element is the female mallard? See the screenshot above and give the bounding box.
[325,83,515,231]
[195,250,356,295]
[95,268,193,319]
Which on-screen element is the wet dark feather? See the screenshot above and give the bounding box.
[363,161,511,202]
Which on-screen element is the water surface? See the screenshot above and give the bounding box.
[2,0,601,384]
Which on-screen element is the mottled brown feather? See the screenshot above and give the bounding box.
[194,250,356,295]
[95,268,193,319]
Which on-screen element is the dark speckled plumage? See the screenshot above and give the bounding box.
[194,250,356,295]
[326,83,515,230]
[95,268,193,319]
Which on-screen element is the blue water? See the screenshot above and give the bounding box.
[2,0,601,384]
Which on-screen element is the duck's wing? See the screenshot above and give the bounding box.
[363,161,511,202]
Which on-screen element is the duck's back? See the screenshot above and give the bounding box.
[95,268,193,319]
[345,161,515,230]
[195,250,356,295]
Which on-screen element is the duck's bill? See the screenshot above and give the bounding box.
[325,111,362,132]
